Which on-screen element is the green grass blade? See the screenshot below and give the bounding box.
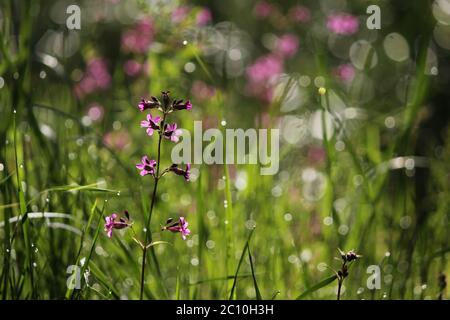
[247,245,262,300]
[229,228,255,300]
[296,275,338,300]
[224,164,234,296]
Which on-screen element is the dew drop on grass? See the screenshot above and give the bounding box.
[300,249,312,262]
[384,274,393,284]
[117,191,121,196]
[323,216,333,226]
[182,40,188,45]
[76,138,84,146]
[190,257,199,266]
[284,213,292,221]
[271,185,282,197]
[221,120,227,126]
[45,198,50,203]
[288,255,299,264]
[335,140,345,151]
[207,210,215,219]
[357,287,364,295]
[317,262,327,272]
[113,121,122,130]
[246,287,256,298]
[65,119,74,129]
[0,163,4,171]
[399,216,411,229]
[353,175,363,186]
[32,262,37,268]
[338,224,349,235]
[217,179,225,190]
[161,193,169,202]
[68,153,77,160]
[206,240,215,249]
[384,116,396,128]
[143,228,147,233]
[245,219,256,229]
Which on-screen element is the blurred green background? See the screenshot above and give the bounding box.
[0,0,449,300]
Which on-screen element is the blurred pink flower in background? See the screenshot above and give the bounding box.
[307,146,326,163]
[289,5,311,23]
[327,13,359,35]
[124,60,142,77]
[172,6,190,23]
[74,58,111,98]
[87,103,104,122]
[246,54,283,102]
[253,1,273,18]
[103,130,131,150]
[275,34,299,58]
[121,18,154,53]
[335,63,355,82]
[191,81,216,102]
[196,8,212,26]
[247,54,283,84]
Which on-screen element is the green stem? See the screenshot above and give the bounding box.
[139,113,165,300]
[337,279,342,301]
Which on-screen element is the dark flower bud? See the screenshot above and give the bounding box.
[162,91,171,109]
[138,97,160,112]
[345,250,360,262]
[170,163,191,181]
[439,273,447,290]
[342,265,349,277]
[172,99,192,111]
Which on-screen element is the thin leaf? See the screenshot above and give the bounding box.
[247,245,262,300]
[229,228,255,300]
[296,275,338,300]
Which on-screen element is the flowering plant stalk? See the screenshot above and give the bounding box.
[335,249,361,300]
[103,91,192,300]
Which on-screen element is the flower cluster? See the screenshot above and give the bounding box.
[335,248,361,300]
[327,13,359,35]
[121,18,155,54]
[134,91,192,240]
[162,217,191,240]
[104,91,193,240]
[74,58,111,98]
[135,91,192,181]
[339,249,361,263]
[104,211,131,238]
